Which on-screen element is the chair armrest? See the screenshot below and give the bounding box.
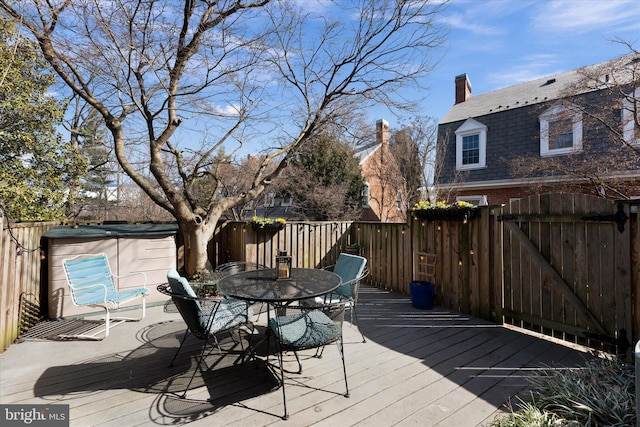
[113,271,148,288]
[322,265,336,273]
[69,283,109,305]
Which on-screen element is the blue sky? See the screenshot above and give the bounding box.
[49,0,638,156]
[376,0,640,128]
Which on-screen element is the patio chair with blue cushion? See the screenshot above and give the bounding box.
[61,253,148,340]
[216,261,268,316]
[269,300,350,420]
[159,269,255,398]
[302,253,369,343]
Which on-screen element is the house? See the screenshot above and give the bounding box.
[435,55,640,205]
[354,119,406,222]
[237,119,408,223]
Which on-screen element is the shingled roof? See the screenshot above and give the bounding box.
[440,54,638,125]
[353,141,380,164]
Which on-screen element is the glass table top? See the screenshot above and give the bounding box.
[218,268,341,303]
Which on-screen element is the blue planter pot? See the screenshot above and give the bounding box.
[410,281,434,310]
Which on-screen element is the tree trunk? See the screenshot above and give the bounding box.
[180,218,217,277]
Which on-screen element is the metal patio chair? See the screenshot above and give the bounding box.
[302,253,369,343]
[159,269,255,398]
[269,300,350,420]
[61,253,148,339]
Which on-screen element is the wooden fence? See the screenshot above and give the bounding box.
[209,213,499,322]
[2,193,638,354]
[0,219,60,352]
[210,195,638,354]
[211,221,355,270]
[501,194,637,354]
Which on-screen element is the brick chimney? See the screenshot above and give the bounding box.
[455,73,472,104]
[376,119,389,145]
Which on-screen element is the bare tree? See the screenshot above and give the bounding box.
[509,44,640,200]
[117,183,174,222]
[390,115,439,208]
[215,153,277,220]
[363,140,405,222]
[1,0,448,275]
[431,127,471,203]
[568,42,640,155]
[279,131,364,221]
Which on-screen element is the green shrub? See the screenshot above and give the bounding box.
[489,398,565,427]
[490,357,636,427]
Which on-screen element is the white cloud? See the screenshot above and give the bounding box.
[485,54,562,87]
[441,0,535,36]
[532,0,640,34]
[486,68,549,87]
[290,0,333,14]
[213,103,241,117]
[439,13,504,36]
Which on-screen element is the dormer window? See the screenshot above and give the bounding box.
[622,87,639,146]
[539,103,583,156]
[455,118,487,170]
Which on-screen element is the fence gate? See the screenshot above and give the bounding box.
[500,193,633,354]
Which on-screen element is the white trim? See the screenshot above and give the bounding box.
[456,195,487,206]
[622,87,639,146]
[396,189,404,211]
[436,169,640,191]
[357,144,381,165]
[362,182,370,208]
[539,103,583,156]
[455,118,487,170]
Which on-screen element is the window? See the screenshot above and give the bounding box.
[539,104,582,156]
[281,196,293,207]
[548,118,574,149]
[264,192,275,207]
[455,118,487,170]
[396,190,403,211]
[622,87,639,146]
[362,182,370,208]
[462,134,480,165]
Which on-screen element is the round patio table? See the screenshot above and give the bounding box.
[217,268,341,304]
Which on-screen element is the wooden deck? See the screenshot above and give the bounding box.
[1,285,592,426]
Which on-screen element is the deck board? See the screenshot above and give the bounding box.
[1,285,592,426]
